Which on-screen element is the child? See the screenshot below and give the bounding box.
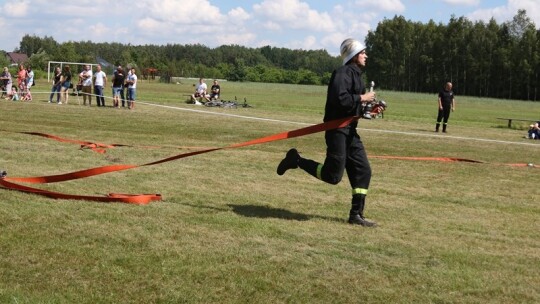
[10,87,19,101]
[21,88,32,101]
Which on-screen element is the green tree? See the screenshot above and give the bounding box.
[28,50,51,71]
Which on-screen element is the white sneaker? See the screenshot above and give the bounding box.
[194,100,203,105]
[48,100,52,103]
[58,102,62,105]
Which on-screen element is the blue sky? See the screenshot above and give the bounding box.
[0,0,537,56]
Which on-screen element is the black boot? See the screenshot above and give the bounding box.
[277,148,299,175]
[348,194,376,227]
[442,124,447,133]
[435,123,440,132]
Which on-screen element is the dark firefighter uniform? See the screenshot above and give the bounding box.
[436,87,455,132]
[313,63,371,192]
[277,62,375,226]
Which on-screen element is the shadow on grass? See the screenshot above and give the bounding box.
[228,204,344,223]
[182,202,343,223]
[229,204,309,221]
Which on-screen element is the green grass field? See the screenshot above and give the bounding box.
[1,79,539,303]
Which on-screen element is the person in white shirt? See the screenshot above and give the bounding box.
[80,65,93,106]
[126,68,137,109]
[93,64,107,107]
[26,66,34,91]
[191,78,209,105]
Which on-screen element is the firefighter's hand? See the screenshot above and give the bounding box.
[362,92,376,102]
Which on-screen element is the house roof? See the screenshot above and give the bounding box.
[6,52,29,64]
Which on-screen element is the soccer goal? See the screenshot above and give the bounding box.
[47,61,97,83]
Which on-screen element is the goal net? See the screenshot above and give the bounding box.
[47,61,97,83]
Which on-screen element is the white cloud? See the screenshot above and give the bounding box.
[228,7,250,22]
[3,0,30,17]
[253,0,336,32]
[137,18,163,32]
[443,0,480,6]
[286,35,319,50]
[262,21,282,31]
[6,0,539,59]
[141,0,224,24]
[467,0,540,26]
[354,0,405,13]
[89,23,110,36]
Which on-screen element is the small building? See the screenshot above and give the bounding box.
[5,52,29,66]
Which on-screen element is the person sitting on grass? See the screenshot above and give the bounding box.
[21,87,32,101]
[191,78,210,105]
[527,121,540,139]
[9,86,19,101]
[209,79,220,101]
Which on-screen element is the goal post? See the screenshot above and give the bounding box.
[47,61,97,83]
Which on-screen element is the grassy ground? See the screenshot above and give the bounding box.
[1,79,539,303]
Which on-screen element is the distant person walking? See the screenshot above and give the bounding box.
[435,82,456,133]
[276,38,377,227]
[93,64,107,107]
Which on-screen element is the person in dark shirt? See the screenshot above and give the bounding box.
[48,67,62,103]
[276,38,377,227]
[112,67,125,108]
[59,65,72,105]
[435,82,456,133]
[210,79,221,100]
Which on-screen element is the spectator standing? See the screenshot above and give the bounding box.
[80,65,93,106]
[112,67,125,108]
[93,64,107,107]
[126,68,137,109]
[114,65,127,107]
[16,64,27,92]
[1,67,13,99]
[48,66,62,103]
[59,65,72,105]
[26,66,34,90]
[435,82,456,133]
[124,68,132,104]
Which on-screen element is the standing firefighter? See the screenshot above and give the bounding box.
[276,38,377,227]
[435,82,456,133]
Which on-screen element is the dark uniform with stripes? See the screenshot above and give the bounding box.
[293,63,374,225]
[298,63,371,194]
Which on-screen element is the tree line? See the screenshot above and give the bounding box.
[365,10,540,101]
[6,9,539,101]
[11,35,340,86]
